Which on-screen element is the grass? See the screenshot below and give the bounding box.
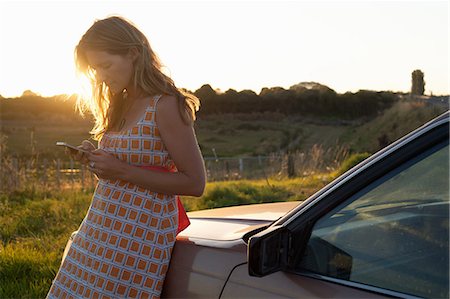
[0,173,333,298]
[1,121,94,159]
[342,101,447,152]
[0,189,93,299]
[0,244,60,299]
[182,173,333,211]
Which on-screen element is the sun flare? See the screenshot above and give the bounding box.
[0,1,448,98]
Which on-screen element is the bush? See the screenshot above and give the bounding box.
[336,152,371,175]
[187,182,293,211]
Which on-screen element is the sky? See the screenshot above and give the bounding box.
[0,0,448,98]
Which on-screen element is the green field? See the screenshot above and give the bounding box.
[1,97,447,161]
[0,174,334,298]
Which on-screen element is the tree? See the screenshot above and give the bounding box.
[194,84,217,101]
[411,70,425,95]
[194,84,219,115]
[21,90,39,97]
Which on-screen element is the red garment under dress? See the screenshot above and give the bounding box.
[138,165,190,235]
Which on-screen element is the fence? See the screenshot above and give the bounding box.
[1,158,97,192]
[205,144,350,180]
[1,144,349,193]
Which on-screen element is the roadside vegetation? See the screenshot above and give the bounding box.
[0,171,337,298]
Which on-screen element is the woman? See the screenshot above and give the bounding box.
[47,16,206,299]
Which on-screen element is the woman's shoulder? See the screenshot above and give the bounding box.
[155,94,178,114]
[156,94,177,105]
[155,94,188,128]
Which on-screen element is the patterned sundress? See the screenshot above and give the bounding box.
[47,95,178,299]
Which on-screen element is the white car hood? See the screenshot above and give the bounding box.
[178,201,299,241]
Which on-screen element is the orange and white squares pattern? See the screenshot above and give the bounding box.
[47,95,178,299]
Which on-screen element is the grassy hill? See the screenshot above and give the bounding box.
[340,100,448,152]
[195,98,447,158]
[0,95,447,161]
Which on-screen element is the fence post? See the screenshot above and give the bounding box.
[70,159,74,187]
[225,161,230,179]
[287,154,295,178]
[42,158,48,187]
[239,158,244,178]
[26,159,32,188]
[12,158,19,190]
[56,159,61,189]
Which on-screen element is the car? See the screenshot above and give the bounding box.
[161,111,449,298]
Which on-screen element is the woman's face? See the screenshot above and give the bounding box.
[86,50,135,95]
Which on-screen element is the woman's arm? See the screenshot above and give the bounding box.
[87,95,206,197]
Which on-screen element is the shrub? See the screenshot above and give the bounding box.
[182,181,294,211]
[336,152,371,175]
[198,183,293,210]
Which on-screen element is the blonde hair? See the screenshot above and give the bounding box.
[75,16,200,140]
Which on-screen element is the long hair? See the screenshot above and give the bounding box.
[75,16,200,140]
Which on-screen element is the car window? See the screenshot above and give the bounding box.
[297,142,449,298]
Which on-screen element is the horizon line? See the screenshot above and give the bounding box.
[2,84,449,99]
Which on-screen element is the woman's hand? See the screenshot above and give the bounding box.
[87,149,130,181]
[65,140,96,164]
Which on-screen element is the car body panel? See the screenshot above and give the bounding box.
[162,203,302,297]
[222,264,388,298]
[161,238,247,298]
[176,201,300,242]
[186,201,300,221]
[164,236,390,299]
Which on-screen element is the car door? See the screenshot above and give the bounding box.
[222,114,449,298]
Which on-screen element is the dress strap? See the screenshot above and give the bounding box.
[144,94,163,113]
[153,94,163,104]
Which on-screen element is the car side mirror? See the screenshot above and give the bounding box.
[299,236,353,280]
[248,226,289,277]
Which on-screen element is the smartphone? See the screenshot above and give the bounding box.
[56,142,90,154]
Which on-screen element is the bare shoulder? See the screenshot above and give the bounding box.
[155,94,187,127]
[156,94,178,114]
